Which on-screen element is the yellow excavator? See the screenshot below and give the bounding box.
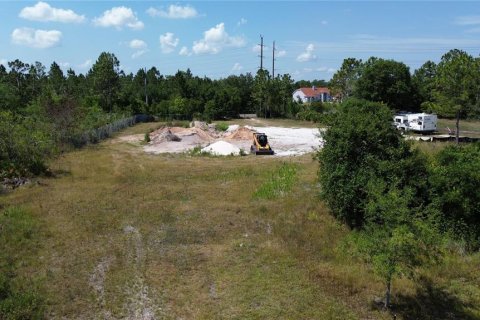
[250,132,274,155]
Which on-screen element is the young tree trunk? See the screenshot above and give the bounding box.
[456,110,460,145]
[385,280,391,309]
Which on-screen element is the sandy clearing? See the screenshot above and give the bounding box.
[251,126,323,156]
[117,125,324,156]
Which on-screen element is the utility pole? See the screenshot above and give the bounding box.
[258,35,264,71]
[272,41,276,78]
[144,67,148,106]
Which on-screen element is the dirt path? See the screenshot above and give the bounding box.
[123,225,158,320]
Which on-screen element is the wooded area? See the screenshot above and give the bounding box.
[1,48,480,178]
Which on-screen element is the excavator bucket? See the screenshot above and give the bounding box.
[251,133,275,155]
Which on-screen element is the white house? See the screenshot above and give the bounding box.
[293,86,331,103]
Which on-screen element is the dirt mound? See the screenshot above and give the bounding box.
[150,129,181,143]
[224,126,256,140]
[190,120,208,130]
[169,127,215,141]
[149,127,215,143]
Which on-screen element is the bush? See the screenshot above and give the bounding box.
[317,99,428,228]
[296,109,322,122]
[0,111,55,178]
[215,122,229,131]
[428,143,480,249]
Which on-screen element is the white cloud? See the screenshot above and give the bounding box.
[316,66,327,72]
[193,23,245,54]
[19,1,85,23]
[11,27,62,48]
[93,7,144,30]
[252,44,270,53]
[277,49,286,57]
[179,46,191,56]
[296,43,317,62]
[454,15,480,26]
[129,39,147,49]
[0,59,7,66]
[160,32,179,53]
[78,59,92,69]
[232,62,243,72]
[126,39,148,58]
[454,15,480,32]
[132,50,148,59]
[146,5,198,19]
[237,18,247,26]
[58,62,70,69]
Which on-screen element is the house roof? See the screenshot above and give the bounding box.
[296,87,330,97]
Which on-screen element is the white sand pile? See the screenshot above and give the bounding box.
[201,141,241,156]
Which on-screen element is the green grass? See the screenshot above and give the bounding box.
[1,119,479,319]
[253,162,298,199]
[0,207,45,320]
[215,122,229,131]
[437,118,480,137]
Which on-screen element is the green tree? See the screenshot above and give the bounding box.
[354,58,415,111]
[252,69,270,118]
[317,99,427,228]
[88,52,121,112]
[412,60,437,107]
[432,49,479,143]
[354,212,441,309]
[7,59,30,109]
[329,58,362,102]
[27,61,46,99]
[48,61,65,94]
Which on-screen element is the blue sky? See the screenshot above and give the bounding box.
[1,1,480,80]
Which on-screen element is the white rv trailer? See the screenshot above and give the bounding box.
[393,113,437,133]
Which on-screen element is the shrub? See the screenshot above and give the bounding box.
[296,109,322,122]
[428,143,480,249]
[215,122,229,131]
[317,99,428,228]
[144,132,151,143]
[0,111,55,178]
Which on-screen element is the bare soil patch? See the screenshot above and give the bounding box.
[141,124,322,156]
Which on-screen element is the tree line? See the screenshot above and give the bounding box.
[0,52,310,121]
[1,48,480,179]
[330,49,480,118]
